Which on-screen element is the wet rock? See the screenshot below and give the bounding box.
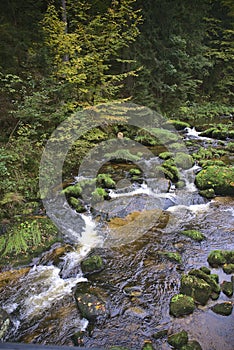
[188,269,220,295]
[168,330,188,348]
[223,263,234,274]
[124,306,147,319]
[181,230,205,242]
[39,244,73,265]
[195,165,234,196]
[221,281,233,297]
[180,274,211,305]
[0,308,11,339]
[81,255,103,275]
[199,188,215,199]
[0,267,30,290]
[211,302,233,316]
[74,282,109,322]
[170,294,195,317]
[207,250,226,267]
[207,249,234,267]
[123,286,142,297]
[71,330,86,346]
[181,340,202,350]
[110,347,130,350]
[159,251,182,263]
[153,328,168,340]
[69,197,86,213]
[199,266,211,275]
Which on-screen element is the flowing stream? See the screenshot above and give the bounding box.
[1,127,234,349]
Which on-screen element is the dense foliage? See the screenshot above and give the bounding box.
[0,0,233,262]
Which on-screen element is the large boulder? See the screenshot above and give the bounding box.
[211,302,233,316]
[195,166,234,196]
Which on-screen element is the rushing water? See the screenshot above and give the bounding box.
[1,127,234,349]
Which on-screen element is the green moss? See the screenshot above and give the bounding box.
[181,230,205,242]
[162,159,180,182]
[180,274,212,305]
[62,183,82,197]
[167,119,191,130]
[170,294,195,317]
[221,281,233,297]
[96,173,116,189]
[188,269,220,294]
[159,251,182,263]
[168,330,188,349]
[223,263,234,274]
[159,152,173,160]
[195,166,234,196]
[211,302,233,316]
[199,188,215,199]
[91,187,108,203]
[207,250,227,267]
[81,255,103,274]
[105,149,141,162]
[69,197,86,213]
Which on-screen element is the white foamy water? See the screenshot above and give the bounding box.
[3,214,103,320]
[185,127,213,141]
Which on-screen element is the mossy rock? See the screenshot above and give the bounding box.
[168,330,188,349]
[180,274,212,305]
[162,159,180,182]
[207,250,234,267]
[188,269,220,294]
[199,160,226,168]
[153,329,168,340]
[211,302,233,316]
[176,180,186,189]
[195,166,234,196]
[69,197,86,213]
[223,263,234,274]
[199,188,215,199]
[129,168,142,176]
[81,255,103,275]
[167,119,191,130]
[199,266,211,275]
[151,127,180,144]
[62,183,82,197]
[181,230,205,242]
[207,250,226,267]
[181,340,202,350]
[159,151,173,160]
[170,294,195,317]
[221,281,233,297]
[159,251,182,263]
[91,187,108,203]
[96,173,116,189]
[174,152,194,170]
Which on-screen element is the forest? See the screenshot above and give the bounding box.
[0,1,234,349]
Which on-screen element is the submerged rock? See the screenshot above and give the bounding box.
[211,302,233,316]
[170,294,195,317]
[168,330,188,348]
